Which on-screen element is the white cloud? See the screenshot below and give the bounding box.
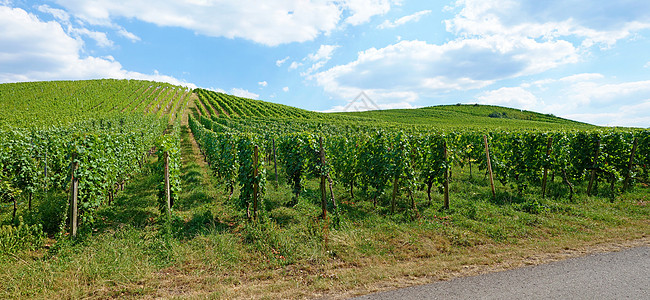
[322,90,418,112]
[314,38,577,103]
[37,4,70,22]
[342,0,400,25]
[445,0,650,48]
[117,28,140,42]
[276,56,289,67]
[258,81,268,87]
[564,100,650,127]
[476,87,540,110]
[499,76,650,127]
[73,27,113,47]
[526,73,604,88]
[230,88,259,99]
[565,80,650,107]
[316,0,650,114]
[378,10,431,29]
[282,86,289,92]
[0,6,194,87]
[303,44,340,75]
[322,89,419,112]
[558,73,604,83]
[38,4,139,44]
[212,87,260,99]
[307,44,340,62]
[288,61,302,70]
[645,62,650,68]
[52,0,399,46]
[322,101,414,113]
[37,4,114,48]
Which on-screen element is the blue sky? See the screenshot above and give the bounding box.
[1,0,649,127]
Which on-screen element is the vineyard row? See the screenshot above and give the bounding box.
[189,114,650,217]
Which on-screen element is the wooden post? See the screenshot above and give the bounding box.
[253,145,259,220]
[409,188,416,211]
[541,137,553,198]
[391,176,399,213]
[69,153,79,238]
[272,138,279,185]
[483,135,496,199]
[623,137,638,192]
[164,151,171,216]
[321,176,327,217]
[587,140,601,196]
[318,137,337,211]
[443,140,450,210]
[319,137,328,219]
[327,175,337,211]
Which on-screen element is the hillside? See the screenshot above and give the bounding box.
[334,104,595,130]
[0,80,601,130]
[0,79,190,127]
[191,88,595,130]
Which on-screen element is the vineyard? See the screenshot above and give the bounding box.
[0,80,188,238]
[0,81,648,299]
[189,89,649,217]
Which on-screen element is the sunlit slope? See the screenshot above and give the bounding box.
[0,79,191,127]
[0,81,596,130]
[194,89,319,119]
[332,104,596,130]
[195,88,595,130]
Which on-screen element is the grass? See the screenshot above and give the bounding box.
[0,125,648,299]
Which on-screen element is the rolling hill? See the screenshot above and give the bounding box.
[190,88,596,131]
[0,80,602,130]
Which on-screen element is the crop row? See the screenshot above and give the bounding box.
[189,114,650,218]
[0,115,170,234]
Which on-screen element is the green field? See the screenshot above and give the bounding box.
[1,80,648,299]
[336,104,595,130]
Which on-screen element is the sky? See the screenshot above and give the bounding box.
[1,0,650,127]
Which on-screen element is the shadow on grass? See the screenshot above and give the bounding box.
[182,169,204,187]
[95,170,159,232]
[336,195,379,222]
[176,190,214,211]
[171,207,235,239]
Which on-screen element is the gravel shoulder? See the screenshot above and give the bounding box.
[353,244,649,300]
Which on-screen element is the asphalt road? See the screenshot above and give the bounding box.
[353,246,649,300]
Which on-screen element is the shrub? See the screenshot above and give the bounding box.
[0,217,45,255]
[488,112,502,118]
